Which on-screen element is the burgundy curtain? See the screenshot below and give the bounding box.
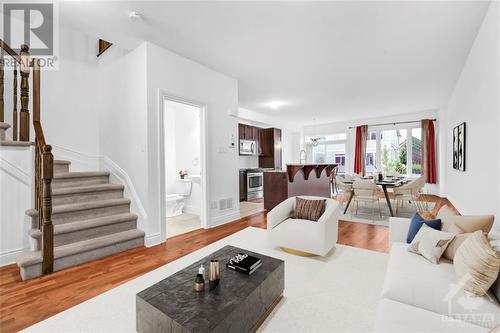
[353,125,368,175]
[421,119,437,184]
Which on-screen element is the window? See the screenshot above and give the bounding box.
[365,131,377,173]
[365,125,422,176]
[366,153,375,172]
[311,132,347,173]
[380,129,407,174]
[312,144,326,163]
[411,128,422,174]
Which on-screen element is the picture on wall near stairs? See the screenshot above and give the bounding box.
[452,122,466,171]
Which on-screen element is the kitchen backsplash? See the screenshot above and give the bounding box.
[239,155,259,169]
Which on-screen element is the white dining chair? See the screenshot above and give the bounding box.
[352,180,382,220]
[393,176,426,213]
[335,175,353,207]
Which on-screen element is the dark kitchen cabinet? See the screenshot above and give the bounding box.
[239,170,247,202]
[238,124,246,140]
[259,128,282,169]
[244,125,253,140]
[238,123,260,142]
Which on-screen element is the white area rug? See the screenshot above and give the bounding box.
[24,227,388,333]
[340,200,435,227]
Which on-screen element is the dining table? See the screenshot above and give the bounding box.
[341,177,409,217]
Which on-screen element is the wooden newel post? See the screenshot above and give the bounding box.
[13,63,18,140]
[41,144,54,274]
[19,44,30,142]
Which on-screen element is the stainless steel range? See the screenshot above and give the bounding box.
[246,171,263,200]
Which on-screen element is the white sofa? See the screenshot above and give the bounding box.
[374,217,500,332]
[267,196,341,256]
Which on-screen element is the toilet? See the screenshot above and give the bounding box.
[166,179,192,217]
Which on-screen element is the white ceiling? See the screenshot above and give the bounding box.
[60,1,490,125]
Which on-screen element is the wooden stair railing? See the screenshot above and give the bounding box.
[1,39,54,274]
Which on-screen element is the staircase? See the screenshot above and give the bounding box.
[16,159,145,280]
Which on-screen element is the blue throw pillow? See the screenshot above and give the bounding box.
[406,213,442,243]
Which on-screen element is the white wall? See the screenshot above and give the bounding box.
[43,28,102,158]
[164,101,202,215]
[97,43,150,240]
[173,103,201,178]
[445,2,499,224]
[0,147,33,265]
[145,42,240,241]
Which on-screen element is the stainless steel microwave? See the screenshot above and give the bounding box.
[239,140,256,155]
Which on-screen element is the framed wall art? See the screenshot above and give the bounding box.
[452,122,466,171]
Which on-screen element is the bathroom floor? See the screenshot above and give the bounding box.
[166,202,264,238]
[166,213,201,238]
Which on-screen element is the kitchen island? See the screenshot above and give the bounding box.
[263,164,337,210]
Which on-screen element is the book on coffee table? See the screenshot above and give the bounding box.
[227,253,262,275]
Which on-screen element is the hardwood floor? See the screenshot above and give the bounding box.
[0,196,446,332]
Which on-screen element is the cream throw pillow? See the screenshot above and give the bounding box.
[446,215,495,234]
[408,224,455,264]
[454,231,500,297]
[437,205,495,235]
[443,233,472,261]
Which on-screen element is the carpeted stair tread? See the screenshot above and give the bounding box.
[0,141,34,147]
[26,198,131,217]
[54,171,110,179]
[54,159,71,165]
[17,229,145,267]
[28,213,138,238]
[53,183,124,196]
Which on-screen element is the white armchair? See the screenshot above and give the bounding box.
[267,196,341,256]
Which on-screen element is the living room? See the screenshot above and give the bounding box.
[0,1,499,332]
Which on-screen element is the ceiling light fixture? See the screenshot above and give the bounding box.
[129,11,143,21]
[308,118,325,147]
[265,101,286,110]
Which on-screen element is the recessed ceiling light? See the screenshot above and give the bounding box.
[129,11,143,21]
[265,101,286,110]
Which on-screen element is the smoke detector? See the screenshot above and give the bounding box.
[129,11,143,21]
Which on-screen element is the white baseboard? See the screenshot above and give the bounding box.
[0,247,25,266]
[145,233,162,247]
[209,210,241,228]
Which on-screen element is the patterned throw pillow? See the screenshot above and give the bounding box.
[454,231,500,297]
[408,224,455,264]
[292,197,326,222]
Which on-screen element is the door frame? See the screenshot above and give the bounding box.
[158,90,208,240]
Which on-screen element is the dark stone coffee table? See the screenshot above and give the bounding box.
[136,245,285,333]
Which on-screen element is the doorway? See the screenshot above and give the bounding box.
[160,95,207,239]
